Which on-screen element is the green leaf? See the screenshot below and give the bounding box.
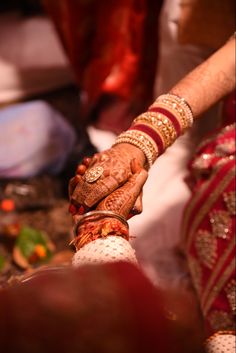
[16,226,51,261]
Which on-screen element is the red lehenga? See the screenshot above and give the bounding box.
[183,91,236,336]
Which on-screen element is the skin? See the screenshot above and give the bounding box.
[72,159,148,225]
[69,36,236,216]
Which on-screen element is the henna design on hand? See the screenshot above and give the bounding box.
[96,159,148,218]
[69,144,145,208]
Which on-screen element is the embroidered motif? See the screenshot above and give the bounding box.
[208,310,235,331]
[196,123,236,153]
[186,166,235,249]
[213,155,235,172]
[210,210,231,239]
[201,237,235,309]
[223,191,236,215]
[195,230,217,269]
[192,153,214,172]
[188,255,202,295]
[215,139,236,156]
[203,258,235,315]
[225,279,236,314]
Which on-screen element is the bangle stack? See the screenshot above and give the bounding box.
[71,210,129,251]
[113,93,194,168]
[114,129,158,169]
[150,94,194,132]
[71,210,139,267]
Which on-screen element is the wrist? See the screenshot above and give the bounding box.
[112,142,146,166]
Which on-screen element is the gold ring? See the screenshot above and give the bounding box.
[84,166,104,183]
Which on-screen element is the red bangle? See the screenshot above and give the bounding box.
[148,106,181,136]
[72,217,129,251]
[129,124,164,154]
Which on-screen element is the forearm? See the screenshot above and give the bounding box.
[114,36,235,168]
[170,36,236,118]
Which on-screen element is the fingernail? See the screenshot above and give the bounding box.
[83,157,91,167]
[78,205,85,215]
[77,164,86,175]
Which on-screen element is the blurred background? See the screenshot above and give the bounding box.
[0,0,234,314]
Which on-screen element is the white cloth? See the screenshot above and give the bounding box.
[72,236,138,267]
[206,333,236,353]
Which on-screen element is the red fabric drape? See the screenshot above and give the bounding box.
[43,0,163,132]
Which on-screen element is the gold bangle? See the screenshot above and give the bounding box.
[74,210,129,237]
[151,93,193,131]
[113,130,158,168]
[134,112,177,148]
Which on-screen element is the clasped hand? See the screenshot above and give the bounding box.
[69,143,147,220]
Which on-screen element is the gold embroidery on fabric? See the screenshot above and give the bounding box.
[208,310,235,331]
[203,258,235,315]
[215,139,236,156]
[213,156,235,172]
[210,210,232,240]
[186,166,235,249]
[187,255,202,295]
[201,236,235,308]
[196,123,236,153]
[182,177,211,243]
[223,191,236,215]
[225,279,236,315]
[192,153,214,172]
[195,230,217,269]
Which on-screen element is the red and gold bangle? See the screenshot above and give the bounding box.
[133,111,178,150]
[150,93,193,132]
[113,93,194,168]
[72,217,129,251]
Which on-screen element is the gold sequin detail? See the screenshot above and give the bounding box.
[196,123,236,153]
[201,236,235,309]
[215,139,236,156]
[225,280,236,315]
[208,310,235,331]
[210,210,231,240]
[186,166,236,249]
[192,153,214,173]
[223,191,236,216]
[195,230,217,269]
[213,155,235,172]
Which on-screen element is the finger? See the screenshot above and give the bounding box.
[72,214,83,226]
[76,164,87,175]
[130,191,143,217]
[130,158,142,174]
[83,174,128,207]
[68,175,82,198]
[96,168,148,218]
[72,166,130,208]
[82,157,92,167]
